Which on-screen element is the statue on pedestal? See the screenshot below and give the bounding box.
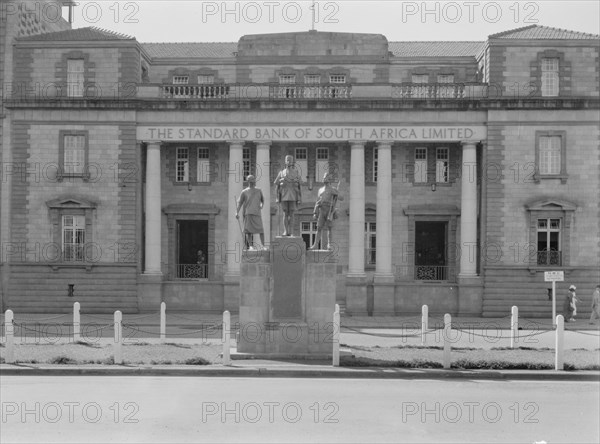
[309,173,340,250]
[274,155,302,236]
[236,175,267,250]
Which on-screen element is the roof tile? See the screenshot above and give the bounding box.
[388,41,484,57]
[17,26,134,41]
[490,24,599,40]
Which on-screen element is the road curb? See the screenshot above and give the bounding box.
[2,364,599,381]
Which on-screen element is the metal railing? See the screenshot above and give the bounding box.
[396,265,457,282]
[537,251,562,266]
[176,263,208,279]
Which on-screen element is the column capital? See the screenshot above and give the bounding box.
[254,140,272,147]
[143,141,162,147]
[227,140,246,147]
[460,140,478,147]
[376,140,394,148]
[349,140,367,147]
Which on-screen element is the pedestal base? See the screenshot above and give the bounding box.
[238,237,337,356]
[137,273,163,311]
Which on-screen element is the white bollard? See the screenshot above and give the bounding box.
[443,313,451,369]
[555,315,564,371]
[114,311,123,365]
[73,302,80,343]
[510,305,518,349]
[333,304,340,367]
[160,302,166,342]
[5,310,15,364]
[222,311,231,366]
[421,305,429,345]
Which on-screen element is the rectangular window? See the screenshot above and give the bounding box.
[411,74,429,98]
[365,222,376,265]
[197,75,214,84]
[412,74,428,84]
[437,74,455,98]
[329,75,346,84]
[539,136,561,175]
[63,215,85,261]
[295,148,308,182]
[372,148,378,182]
[537,218,561,265]
[197,148,210,182]
[437,74,454,84]
[414,148,428,183]
[316,147,329,182]
[436,148,449,183]
[279,74,297,98]
[63,134,86,175]
[67,59,84,98]
[176,148,189,182]
[541,58,559,97]
[242,148,251,180]
[301,221,318,249]
[173,75,189,84]
[304,75,321,98]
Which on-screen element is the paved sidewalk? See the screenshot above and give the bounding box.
[1,362,599,381]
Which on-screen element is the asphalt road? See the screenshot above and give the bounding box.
[2,376,598,443]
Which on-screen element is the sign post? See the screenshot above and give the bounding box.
[545,271,564,326]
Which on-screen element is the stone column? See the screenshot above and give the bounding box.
[375,141,393,277]
[373,141,395,315]
[348,141,366,276]
[459,141,478,278]
[144,142,162,275]
[255,141,271,247]
[345,141,367,315]
[226,141,244,277]
[138,142,163,310]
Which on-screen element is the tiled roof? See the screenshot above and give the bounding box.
[142,42,238,58]
[490,25,599,40]
[18,26,134,41]
[388,41,485,57]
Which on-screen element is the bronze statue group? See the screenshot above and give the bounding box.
[235,154,340,251]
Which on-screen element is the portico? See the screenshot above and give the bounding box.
[136,124,486,314]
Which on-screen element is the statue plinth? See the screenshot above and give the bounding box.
[236,236,337,358]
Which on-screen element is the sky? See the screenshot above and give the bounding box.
[65,0,600,42]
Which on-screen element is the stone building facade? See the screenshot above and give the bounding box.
[1,5,598,316]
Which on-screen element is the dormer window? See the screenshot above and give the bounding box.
[279,74,296,84]
[173,75,189,85]
[198,75,214,84]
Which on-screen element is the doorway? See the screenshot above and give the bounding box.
[177,220,208,278]
[415,221,447,280]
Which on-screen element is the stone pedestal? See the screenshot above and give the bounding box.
[345,275,368,315]
[373,275,396,315]
[237,237,336,357]
[457,276,484,315]
[137,274,163,311]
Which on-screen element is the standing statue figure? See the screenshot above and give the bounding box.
[236,175,267,250]
[310,173,340,250]
[274,155,302,236]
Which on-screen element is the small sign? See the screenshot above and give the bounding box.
[544,271,564,282]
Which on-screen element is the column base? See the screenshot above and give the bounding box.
[373,274,395,315]
[137,273,163,311]
[457,275,483,316]
[345,274,367,316]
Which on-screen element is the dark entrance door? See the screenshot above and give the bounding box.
[177,220,208,278]
[415,221,447,280]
